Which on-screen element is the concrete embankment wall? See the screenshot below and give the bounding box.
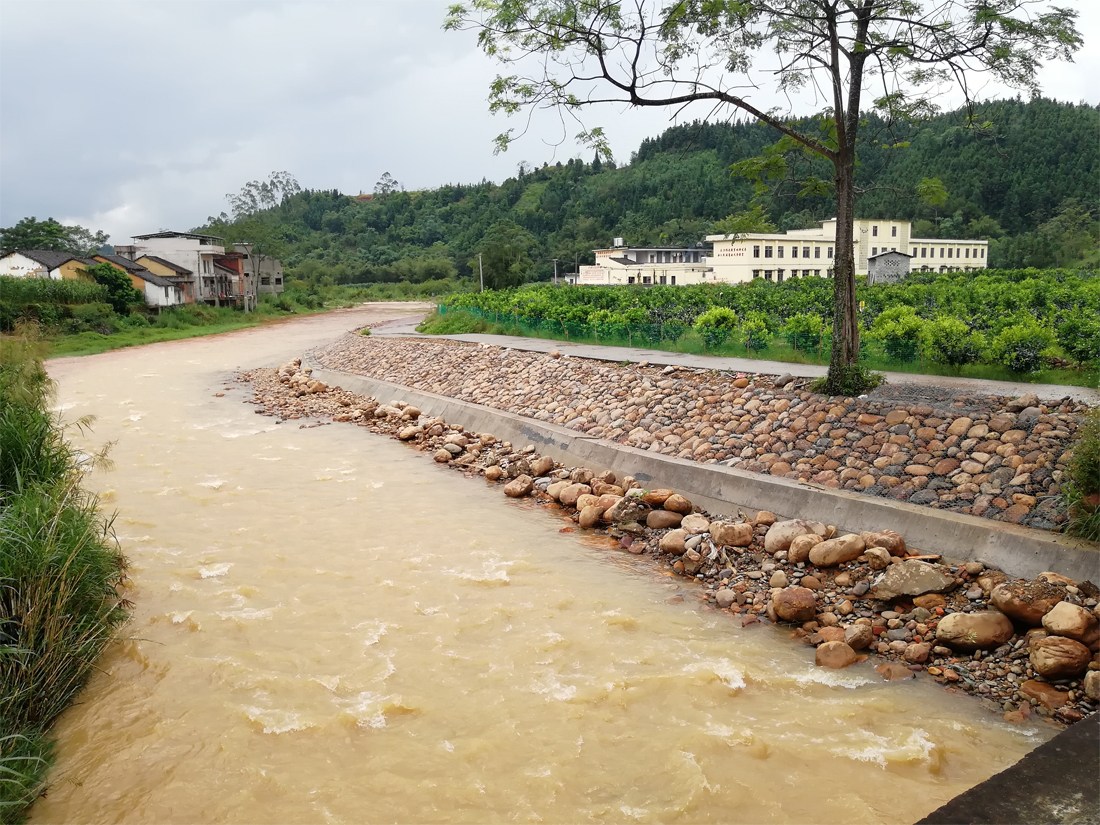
[307,360,1100,584]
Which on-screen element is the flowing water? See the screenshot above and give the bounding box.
[34,304,1054,824]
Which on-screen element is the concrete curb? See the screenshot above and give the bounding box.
[306,358,1100,583]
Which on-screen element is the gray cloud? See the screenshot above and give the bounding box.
[2,0,1096,243]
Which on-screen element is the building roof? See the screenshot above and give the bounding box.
[96,253,147,272]
[868,250,914,259]
[213,262,239,276]
[13,250,79,270]
[134,270,178,288]
[132,230,224,243]
[137,254,193,275]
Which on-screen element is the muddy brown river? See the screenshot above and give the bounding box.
[35,304,1054,824]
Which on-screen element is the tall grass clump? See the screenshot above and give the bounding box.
[1061,407,1100,542]
[0,325,130,823]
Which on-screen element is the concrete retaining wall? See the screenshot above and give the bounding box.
[307,360,1100,583]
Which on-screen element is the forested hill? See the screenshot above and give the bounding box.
[197,98,1098,285]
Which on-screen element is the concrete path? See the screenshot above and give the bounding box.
[371,316,1100,404]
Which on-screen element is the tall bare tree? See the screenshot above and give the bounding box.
[445,0,1080,394]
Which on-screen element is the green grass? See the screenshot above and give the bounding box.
[426,308,1099,388]
[1,329,130,823]
[46,318,268,357]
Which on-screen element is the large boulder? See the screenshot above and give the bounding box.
[681,514,711,535]
[682,548,704,575]
[558,483,592,508]
[1029,636,1092,678]
[870,560,956,600]
[659,529,687,556]
[815,641,859,669]
[531,455,554,477]
[642,489,675,506]
[935,612,1014,651]
[990,581,1064,627]
[545,481,569,501]
[787,534,824,564]
[710,521,754,547]
[1041,602,1100,648]
[663,494,693,514]
[859,529,907,557]
[504,475,534,497]
[844,624,874,650]
[763,519,828,555]
[604,497,648,525]
[647,510,683,529]
[578,505,603,529]
[773,587,818,623]
[808,534,865,567]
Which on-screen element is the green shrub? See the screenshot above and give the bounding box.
[869,305,924,362]
[85,263,142,315]
[990,320,1056,373]
[1055,309,1100,367]
[693,306,738,349]
[742,311,772,354]
[924,317,986,368]
[416,309,489,334]
[1060,407,1100,541]
[783,313,825,352]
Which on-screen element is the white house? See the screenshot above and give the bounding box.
[92,253,185,309]
[0,250,97,280]
[579,241,712,286]
[115,231,227,303]
[705,218,988,284]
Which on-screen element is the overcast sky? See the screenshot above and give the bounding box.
[1,0,1097,244]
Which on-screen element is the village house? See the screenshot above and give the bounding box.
[115,231,231,304]
[92,253,185,309]
[233,243,285,295]
[133,255,196,303]
[0,250,98,281]
[577,239,712,286]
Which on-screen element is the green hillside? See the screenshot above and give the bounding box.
[197,98,1099,285]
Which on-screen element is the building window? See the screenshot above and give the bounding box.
[802,269,809,277]
[827,247,833,258]
[872,247,878,256]
[791,246,798,258]
[643,276,651,284]
[764,246,773,258]
[261,275,271,285]
[753,245,760,258]
[891,226,897,237]
[872,225,878,237]
[627,276,635,284]
[777,269,784,283]
[940,248,945,258]
[803,247,810,258]
[814,246,821,259]
[659,275,666,284]
[980,248,985,258]
[814,269,821,277]
[891,247,896,252]
[965,248,970,258]
[777,246,784,258]
[921,248,927,258]
[275,277,282,285]
[764,270,773,281]
[670,276,676,285]
[752,270,760,278]
[947,248,953,258]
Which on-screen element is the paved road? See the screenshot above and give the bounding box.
[371,315,1100,404]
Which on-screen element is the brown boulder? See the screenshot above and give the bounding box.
[433,449,452,463]
[817,627,847,644]
[578,505,603,529]
[1020,680,1069,710]
[815,641,858,669]
[860,530,907,557]
[682,548,703,575]
[504,475,534,497]
[558,483,592,508]
[647,510,683,529]
[773,587,818,623]
[663,494,693,514]
[808,534,866,567]
[788,534,824,564]
[754,510,777,526]
[575,493,600,511]
[1029,636,1091,678]
[484,465,503,482]
[1041,602,1100,647]
[903,642,932,664]
[763,519,828,555]
[531,455,554,477]
[658,530,687,556]
[844,624,874,650]
[681,514,711,535]
[990,581,1064,626]
[545,481,569,500]
[642,489,675,506]
[935,611,1014,651]
[876,663,915,681]
[710,521,754,547]
[913,593,947,610]
[603,497,648,525]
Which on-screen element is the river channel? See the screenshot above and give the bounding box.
[34,304,1054,824]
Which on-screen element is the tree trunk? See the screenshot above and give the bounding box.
[822,147,862,396]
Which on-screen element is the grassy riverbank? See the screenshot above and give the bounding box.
[0,332,130,823]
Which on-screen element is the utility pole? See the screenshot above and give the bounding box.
[478,253,484,292]
[552,258,558,284]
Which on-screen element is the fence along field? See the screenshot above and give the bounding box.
[434,269,1099,387]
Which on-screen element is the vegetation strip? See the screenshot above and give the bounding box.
[239,358,1100,730]
[0,334,130,823]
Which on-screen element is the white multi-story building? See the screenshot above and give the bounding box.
[706,218,988,284]
[578,220,988,286]
[116,231,228,303]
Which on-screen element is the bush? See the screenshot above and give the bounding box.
[990,320,1056,373]
[783,313,825,352]
[742,311,771,354]
[416,309,489,334]
[1056,309,1100,367]
[869,305,924,362]
[923,317,986,368]
[693,306,738,349]
[1060,407,1100,541]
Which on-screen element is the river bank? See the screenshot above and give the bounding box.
[241,353,1100,729]
[312,334,1090,532]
